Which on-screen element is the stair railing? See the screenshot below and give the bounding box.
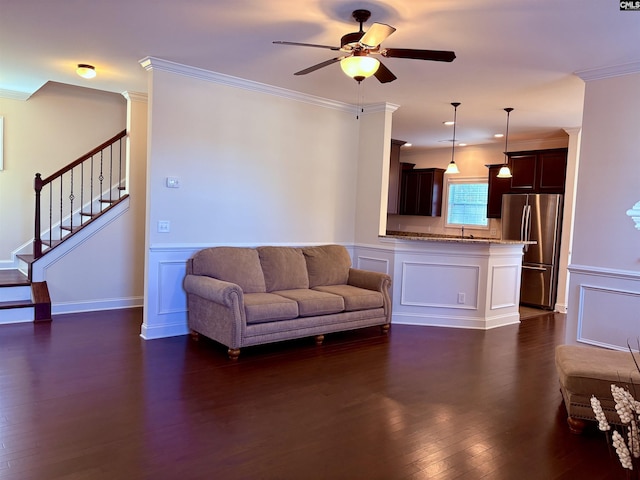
[33,129,128,259]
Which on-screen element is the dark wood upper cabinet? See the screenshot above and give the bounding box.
[509,153,538,191]
[537,149,568,193]
[399,167,445,216]
[486,148,568,218]
[486,164,512,218]
[387,139,406,215]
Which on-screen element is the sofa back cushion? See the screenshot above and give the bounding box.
[302,245,352,287]
[257,246,309,292]
[191,247,266,293]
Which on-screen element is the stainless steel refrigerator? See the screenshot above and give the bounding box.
[501,193,563,309]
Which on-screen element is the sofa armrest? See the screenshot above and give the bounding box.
[184,274,246,350]
[184,274,244,307]
[348,268,392,323]
[348,268,391,292]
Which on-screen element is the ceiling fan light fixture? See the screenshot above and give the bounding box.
[76,64,96,79]
[340,55,380,82]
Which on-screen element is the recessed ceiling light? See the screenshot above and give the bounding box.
[76,64,96,79]
[403,143,412,147]
[494,133,504,138]
[443,121,455,126]
[458,143,467,147]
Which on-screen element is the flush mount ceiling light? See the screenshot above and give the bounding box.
[445,102,461,174]
[497,107,514,178]
[340,53,380,82]
[76,64,96,79]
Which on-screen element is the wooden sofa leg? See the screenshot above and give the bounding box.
[381,324,390,334]
[567,416,587,435]
[228,348,241,360]
[190,330,200,341]
[315,335,325,345]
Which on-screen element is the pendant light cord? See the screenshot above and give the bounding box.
[504,107,513,164]
[451,102,460,163]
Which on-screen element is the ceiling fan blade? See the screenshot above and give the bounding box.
[359,23,396,47]
[382,48,456,62]
[273,41,340,51]
[294,57,344,76]
[373,62,397,83]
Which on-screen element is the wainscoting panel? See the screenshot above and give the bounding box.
[141,245,200,340]
[401,262,479,310]
[490,264,521,309]
[157,261,189,314]
[356,255,390,275]
[577,284,640,350]
[566,264,640,349]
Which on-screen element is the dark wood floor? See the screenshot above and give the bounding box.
[0,308,623,479]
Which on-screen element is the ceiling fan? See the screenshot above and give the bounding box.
[273,9,456,83]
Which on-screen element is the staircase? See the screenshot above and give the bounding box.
[0,129,128,324]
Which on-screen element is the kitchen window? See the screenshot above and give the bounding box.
[445,177,489,228]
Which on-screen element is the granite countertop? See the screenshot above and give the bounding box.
[382,230,535,245]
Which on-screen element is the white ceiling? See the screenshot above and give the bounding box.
[2,0,639,148]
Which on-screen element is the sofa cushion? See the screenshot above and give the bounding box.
[313,285,383,312]
[302,245,352,288]
[272,289,344,317]
[191,247,266,293]
[243,293,299,324]
[257,246,309,292]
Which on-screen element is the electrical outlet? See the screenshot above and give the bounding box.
[490,228,497,236]
[158,220,170,233]
[457,292,465,304]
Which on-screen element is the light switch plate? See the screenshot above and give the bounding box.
[166,177,180,188]
[158,220,170,233]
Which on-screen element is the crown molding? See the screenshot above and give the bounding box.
[363,103,400,114]
[0,88,32,101]
[122,91,148,103]
[575,61,640,81]
[139,56,355,113]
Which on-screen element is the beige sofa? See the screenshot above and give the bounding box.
[184,244,392,359]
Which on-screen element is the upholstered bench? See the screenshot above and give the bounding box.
[555,344,640,434]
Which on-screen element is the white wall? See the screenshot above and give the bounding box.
[140,60,365,338]
[565,71,640,350]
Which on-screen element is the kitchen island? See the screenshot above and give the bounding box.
[364,231,533,330]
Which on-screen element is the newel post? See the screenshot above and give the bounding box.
[33,173,43,259]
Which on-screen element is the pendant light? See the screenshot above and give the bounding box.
[445,102,461,174]
[497,107,513,178]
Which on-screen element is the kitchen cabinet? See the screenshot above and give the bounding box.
[387,139,406,214]
[486,164,512,218]
[508,148,567,193]
[509,153,538,191]
[486,148,568,218]
[400,167,445,216]
[536,149,568,193]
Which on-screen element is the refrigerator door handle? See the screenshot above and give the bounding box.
[522,265,546,272]
[520,205,531,253]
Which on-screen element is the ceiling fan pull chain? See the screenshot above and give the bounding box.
[356,80,365,119]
